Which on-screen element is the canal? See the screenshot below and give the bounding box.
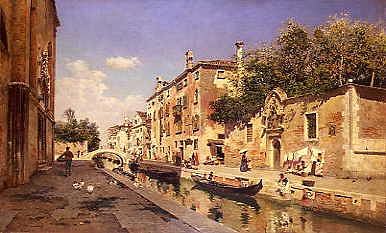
[102,159,383,233]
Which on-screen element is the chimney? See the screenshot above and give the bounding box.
[155,76,163,91]
[235,41,244,63]
[185,50,194,69]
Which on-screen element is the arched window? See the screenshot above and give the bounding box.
[0,8,8,50]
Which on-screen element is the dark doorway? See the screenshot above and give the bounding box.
[272,139,281,169]
[215,145,224,164]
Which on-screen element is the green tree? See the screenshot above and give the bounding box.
[55,109,100,151]
[210,15,385,125]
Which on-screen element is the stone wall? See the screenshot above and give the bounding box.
[345,86,386,178]
[223,85,386,178]
[281,89,347,176]
[54,141,88,159]
[224,117,266,168]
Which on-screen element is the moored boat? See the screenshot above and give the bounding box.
[191,174,263,196]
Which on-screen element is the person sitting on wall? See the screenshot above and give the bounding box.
[203,156,215,165]
[276,173,290,197]
[315,158,323,177]
[239,149,249,172]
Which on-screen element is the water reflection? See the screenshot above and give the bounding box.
[101,160,382,233]
[133,172,383,233]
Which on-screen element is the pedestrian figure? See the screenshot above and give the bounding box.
[62,146,74,176]
[77,150,80,158]
[239,149,249,172]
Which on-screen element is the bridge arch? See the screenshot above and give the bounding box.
[84,149,128,165]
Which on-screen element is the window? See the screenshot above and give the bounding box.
[177,82,183,91]
[305,113,317,139]
[175,120,182,134]
[216,70,226,79]
[0,8,7,50]
[194,89,199,103]
[182,95,188,108]
[246,123,253,142]
[192,115,200,131]
[183,79,188,87]
[193,139,199,150]
[218,134,225,139]
[165,122,170,136]
[165,104,170,117]
[194,71,200,80]
[328,123,336,136]
[159,107,163,119]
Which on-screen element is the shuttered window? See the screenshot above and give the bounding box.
[246,123,253,142]
[0,8,7,50]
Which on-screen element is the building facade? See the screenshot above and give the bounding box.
[224,84,386,178]
[146,44,240,164]
[106,119,131,154]
[0,0,59,190]
[128,111,150,159]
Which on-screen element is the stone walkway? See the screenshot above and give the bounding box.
[192,165,386,198]
[0,161,199,233]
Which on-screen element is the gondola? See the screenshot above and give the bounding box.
[191,174,263,196]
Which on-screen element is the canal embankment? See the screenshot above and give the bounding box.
[139,160,386,226]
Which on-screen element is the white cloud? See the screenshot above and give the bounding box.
[56,60,145,142]
[105,56,141,70]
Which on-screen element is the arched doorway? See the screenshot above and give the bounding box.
[272,138,281,169]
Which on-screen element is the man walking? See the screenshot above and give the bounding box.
[62,147,74,176]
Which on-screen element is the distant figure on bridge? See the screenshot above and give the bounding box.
[62,147,74,176]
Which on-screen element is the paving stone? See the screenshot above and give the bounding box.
[0,211,17,231]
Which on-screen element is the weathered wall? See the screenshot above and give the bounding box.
[0,0,12,190]
[198,67,231,162]
[147,61,235,165]
[281,89,347,176]
[223,85,386,178]
[344,86,386,177]
[0,0,58,190]
[54,141,88,159]
[224,117,266,168]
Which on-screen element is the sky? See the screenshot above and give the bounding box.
[55,0,385,139]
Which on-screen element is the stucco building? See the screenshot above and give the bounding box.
[224,84,386,178]
[146,43,242,164]
[128,111,150,159]
[106,119,131,155]
[0,0,59,190]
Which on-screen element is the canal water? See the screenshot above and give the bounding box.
[102,160,383,233]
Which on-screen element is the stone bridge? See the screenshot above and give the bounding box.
[83,149,128,165]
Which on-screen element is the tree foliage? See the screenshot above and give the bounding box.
[210,15,385,124]
[55,108,101,151]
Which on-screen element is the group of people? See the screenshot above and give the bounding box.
[284,152,323,177]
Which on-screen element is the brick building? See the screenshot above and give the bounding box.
[127,111,150,159]
[0,0,59,190]
[146,44,241,164]
[224,84,386,178]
